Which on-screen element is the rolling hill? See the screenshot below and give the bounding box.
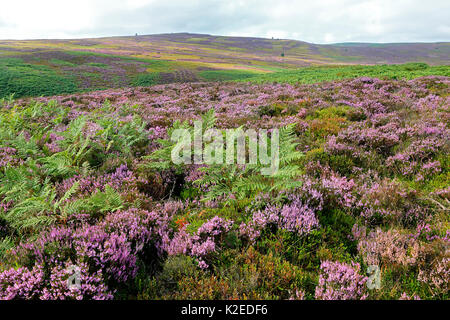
[0,33,449,98]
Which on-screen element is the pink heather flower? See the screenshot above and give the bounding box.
[164,216,233,268]
[240,198,318,242]
[315,260,368,300]
[399,292,421,300]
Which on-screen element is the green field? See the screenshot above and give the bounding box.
[2,57,448,100]
[242,63,450,84]
[0,57,79,98]
[197,69,259,81]
[0,50,261,98]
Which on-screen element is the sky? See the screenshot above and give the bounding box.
[0,0,449,43]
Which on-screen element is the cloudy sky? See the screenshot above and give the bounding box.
[0,0,449,43]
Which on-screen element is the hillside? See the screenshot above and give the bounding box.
[1,75,448,300]
[1,33,449,98]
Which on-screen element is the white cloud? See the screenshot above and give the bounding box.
[0,0,448,43]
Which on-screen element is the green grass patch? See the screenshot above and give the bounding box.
[198,69,259,81]
[86,62,110,68]
[241,63,450,84]
[131,72,161,86]
[0,57,79,98]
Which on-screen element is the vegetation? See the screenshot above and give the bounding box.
[1,33,448,99]
[0,73,448,300]
[242,63,450,84]
[0,57,78,98]
[198,69,258,81]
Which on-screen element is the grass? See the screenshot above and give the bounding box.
[0,51,178,98]
[86,62,110,69]
[0,57,79,98]
[241,63,450,84]
[131,72,161,86]
[0,48,268,98]
[197,69,259,81]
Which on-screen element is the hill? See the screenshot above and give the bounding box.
[0,33,449,98]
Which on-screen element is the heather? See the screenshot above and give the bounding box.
[0,75,449,300]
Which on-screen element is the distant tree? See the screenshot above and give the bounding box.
[281,52,285,57]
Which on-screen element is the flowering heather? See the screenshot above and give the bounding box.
[418,257,449,295]
[164,216,233,268]
[354,227,420,267]
[239,196,319,242]
[0,209,164,299]
[0,147,20,167]
[417,243,450,296]
[399,292,421,300]
[0,75,448,300]
[356,178,426,225]
[315,260,368,300]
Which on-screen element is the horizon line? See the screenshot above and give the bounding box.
[1,32,449,45]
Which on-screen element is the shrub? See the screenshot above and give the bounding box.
[315,260,368,300]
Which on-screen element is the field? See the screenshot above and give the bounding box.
[241,63,450,84]
[1,33,449,98]
[0,34,449,300]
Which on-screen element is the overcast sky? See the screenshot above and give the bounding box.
[0,0,449,43]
